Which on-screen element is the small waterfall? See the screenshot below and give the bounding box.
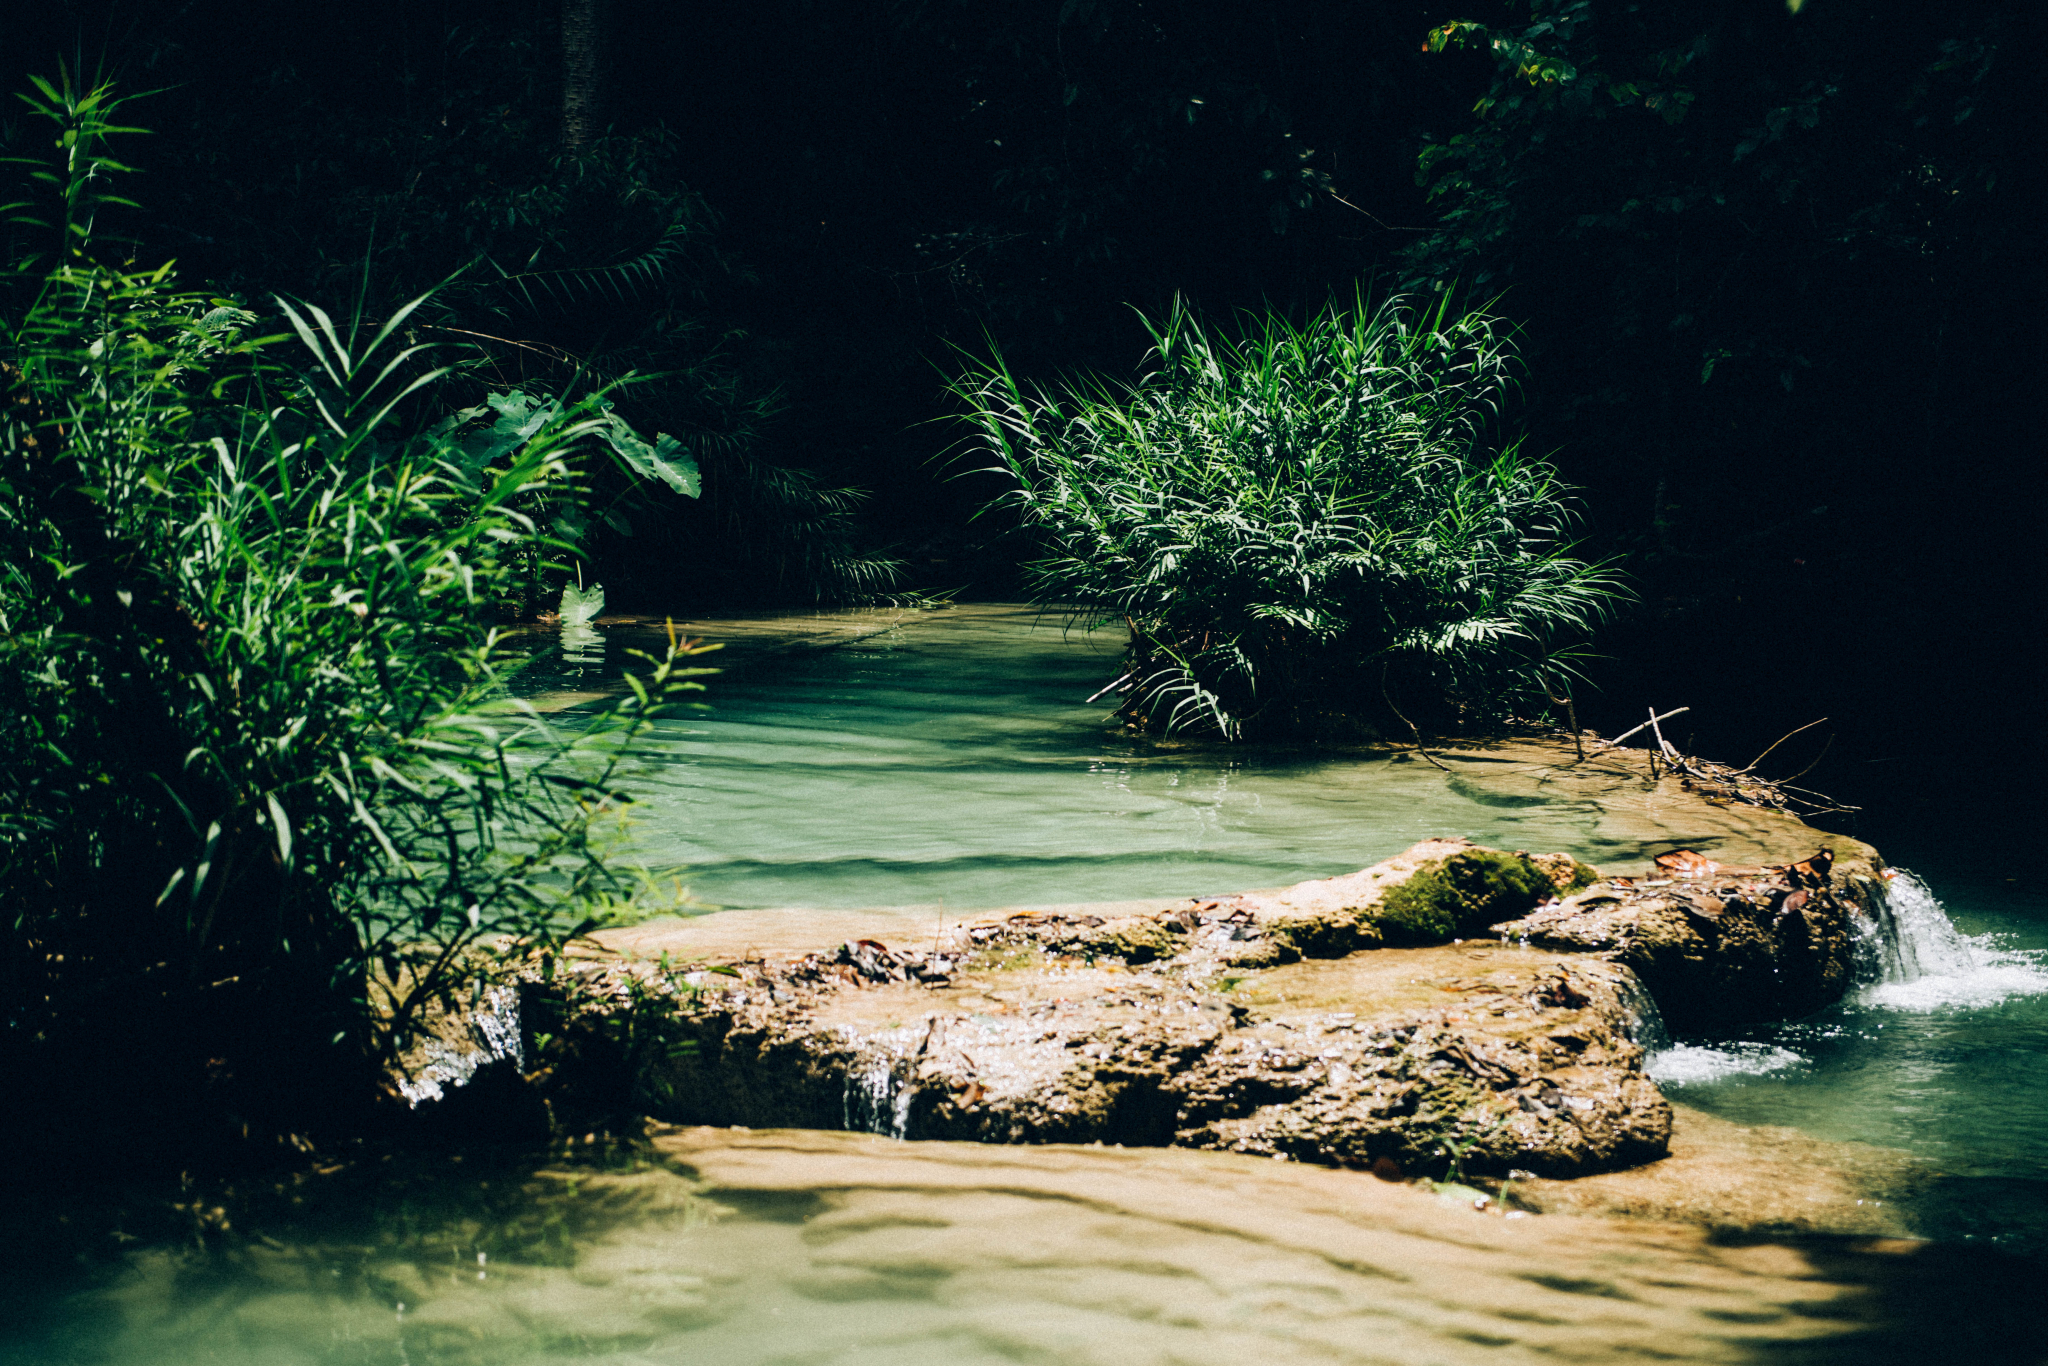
[1619,968,1803,1086]
[1608,968,1671,1052]
[842,1042,917,1139]
[1648,869,2048,1085]
[1867,870,1976,982]
[396,984,526,1107]
[1857,869,2048,1011]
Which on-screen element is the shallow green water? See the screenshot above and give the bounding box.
[6,1136,2043,1366]
[520,607,1792,913]
[7,610,2047,1363]
[1652,871,2048,1252]
[515,606,2048,1258]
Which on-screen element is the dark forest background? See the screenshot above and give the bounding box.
[5,0,2041,849]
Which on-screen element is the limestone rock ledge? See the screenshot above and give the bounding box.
[533,841,1667,1178]
[1494,844,1887,1030]
[613,943,1668,1179]
[522,836,1883,1180]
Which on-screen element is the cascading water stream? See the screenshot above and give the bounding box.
[1608,968,1671,1054]
[841,1034,918,1139]
[395,984,526,1107]
[1644,869,2048,1087]
[1639,862,2048,1249]
[1854,869,2048,1010]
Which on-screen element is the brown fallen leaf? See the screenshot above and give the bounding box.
[1785,848,1835,888]
[1654,848,1719,879]
[1678,893,1727,923]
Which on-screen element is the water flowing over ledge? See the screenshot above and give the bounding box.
[489,605,2048,1253]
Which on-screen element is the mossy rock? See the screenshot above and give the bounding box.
[1527,852,1601,896]
[1268,912,1379,958]
[1077,919,1183,964]
[1370,850,1557,945]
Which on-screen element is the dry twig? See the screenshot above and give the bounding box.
[1744,717,1829,774]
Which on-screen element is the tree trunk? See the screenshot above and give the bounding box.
[561,0,604,153]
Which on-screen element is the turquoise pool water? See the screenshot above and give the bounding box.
[1651,870,2048,1252]
[517,606,1812,913]
[513,606,2048,1256]
[3,609,2044,1364]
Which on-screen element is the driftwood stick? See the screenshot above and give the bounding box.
[1779,782,1861,813]
[1606,706,1690,748]
[1780,732,1835,785]
[1382,665,1452,772]
[1646,706,1681,760]
[1743,717,1829,774]
[1084,671,1135,704]
[1544,686,1587,762]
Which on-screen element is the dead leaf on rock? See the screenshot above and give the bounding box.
[1654,849,1718,879]
[1783,849,1835,888]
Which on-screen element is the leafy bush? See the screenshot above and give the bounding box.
[150,37,900,606]
[952,292,1628,739]
[0,74,706,1154]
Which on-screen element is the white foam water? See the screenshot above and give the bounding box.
[396,984,526,1107]
[1858,870,2048,1012]
[1616,969,1801,1085]
[1647,869,2048,1088]
[1648,1041,1805,1086]
[841,1032,918,1138]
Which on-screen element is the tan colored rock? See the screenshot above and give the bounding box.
[1508,1102,1927,1238]
[525,832,1886,1187]
[566,869,1672,1178]
[1164,949,1669,1177]
[961,839,1589,969]
[1496,845,1885,1029]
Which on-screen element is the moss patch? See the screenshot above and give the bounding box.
[1371,850,1556,945]
[1516,851,1600,898]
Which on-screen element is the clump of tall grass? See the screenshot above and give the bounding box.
[951,292,1627,739]
[0,73,707,1154]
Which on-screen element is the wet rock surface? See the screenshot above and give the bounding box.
[515,835,1886,1188]
[1509,1102,1929,1239]
[621,943,1669,1178]
[957,838,1591,969]
[1160,950,1670,1175]
[1498,845,1886,1029]
[532,842,1673,1178]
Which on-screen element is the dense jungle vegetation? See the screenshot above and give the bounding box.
[3,0,2040,1152]
[0,73,728,1155]
[954,293,1626,739]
